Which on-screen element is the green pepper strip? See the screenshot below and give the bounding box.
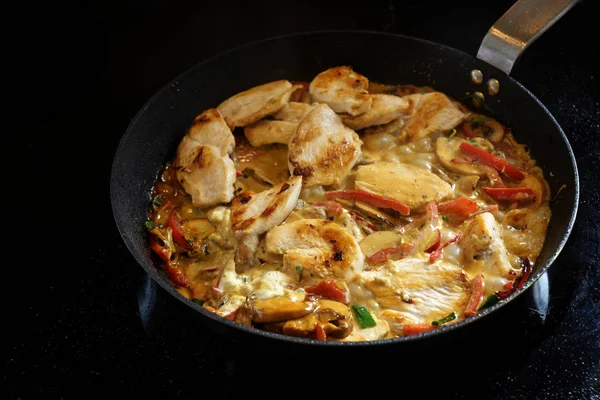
[432,311,458,326]
[478,293,500,310]
[351,305,377,329]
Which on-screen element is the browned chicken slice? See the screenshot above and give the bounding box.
[309,66,373,116]
[401,92,466,141]
[354,161,452,210]
[357,254,472,334]
[243,120,297,147]
[460,212,520,295]
[341,94,409,130]
[230,175,303,238]
[217,80,299,129]
[175,136,236,208]
[288,104,362,188]
[265,218,364,281]
[187,108,235,155]
[273,101,314,122]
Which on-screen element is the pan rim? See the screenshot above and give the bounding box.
[110,29,580,347]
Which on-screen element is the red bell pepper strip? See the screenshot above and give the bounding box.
[424,229,441,253]
[459,142,525,181]
[496,258,533,299]
[167,211,192,250]
[429,232,463,263]
[164,262,189,288]
[149,237,171,262]
[311,201,344,217]
[325,190,410,216]
[304,280,349,304]
[438,197,479,217]
[481,187,535,201]
[403,323,437,336]
[367,244,414,265]
[465,274,485,317]
[314,323,327,341]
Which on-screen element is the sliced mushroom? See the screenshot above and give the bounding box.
[436,136,493,176]
[251,295,318,323]
[282,299,354,339]
[234,233,260,274]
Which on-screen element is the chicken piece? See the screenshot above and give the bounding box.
[309,66,373,116]
[175,137,236,208]
[273,101,314,122]
[234,233,260,274]
[402,92,466,141]
[354,161,452,210]
[243,120,297,147]
[341,94,409,130]
[460,212,520,294]
[436,136,492,176]
[265,219,364,281]
[217,80,298,129]
[288,104,362,188]
[358,254,472,332]
[187,108,235,156]
[230,175,302,239]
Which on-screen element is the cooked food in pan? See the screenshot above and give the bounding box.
[144,66,551,341]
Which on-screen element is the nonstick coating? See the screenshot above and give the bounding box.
[110,30,578,350]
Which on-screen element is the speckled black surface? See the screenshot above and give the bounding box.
[7,0,599,399]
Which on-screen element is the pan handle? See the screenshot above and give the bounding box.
[477,0,579,75]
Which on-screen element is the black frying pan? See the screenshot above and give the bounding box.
[110,3,579,351]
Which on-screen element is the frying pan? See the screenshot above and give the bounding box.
[110,0,579,351]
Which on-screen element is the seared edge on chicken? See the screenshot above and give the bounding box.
[265,218,364,281]
[309,66,372,116]
[402,92,466,141]
[244,120,297,147]
[230,175,303,239]
[187,108,235,155]
[175,136,236,208]
[341,94,409,130]
[217,80,299,129]
[288,104,362,188]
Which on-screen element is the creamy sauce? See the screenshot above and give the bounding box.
[146,73,551,342]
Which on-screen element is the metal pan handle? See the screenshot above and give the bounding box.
[477,0,579,75]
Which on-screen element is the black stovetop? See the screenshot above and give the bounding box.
[8,0,599,398]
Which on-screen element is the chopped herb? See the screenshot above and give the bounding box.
[144,220,155,229]
[152,195,164,208]
[442,215,449,223]
[351,304,377,329]
[449,128,457,139]
[192,298,204,306]
[422,195,428,199]
[478,293,500,310]
[296,265,303,281]
[471,115,491,124]
[432,311,457,326]
[242,172,249,179]
[469,138,477,144]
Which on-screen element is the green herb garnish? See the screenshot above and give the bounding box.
[152,195,164,208]
[442,215,449,223]
[478,293,500,310]
[144,220,155,229]
[471,115,491,124]
[432,311,458,326]
[449,128,457,139]
[351,304,377,329]
[192,299,204,306]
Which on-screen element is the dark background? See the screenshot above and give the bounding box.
[7,0,599,398]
